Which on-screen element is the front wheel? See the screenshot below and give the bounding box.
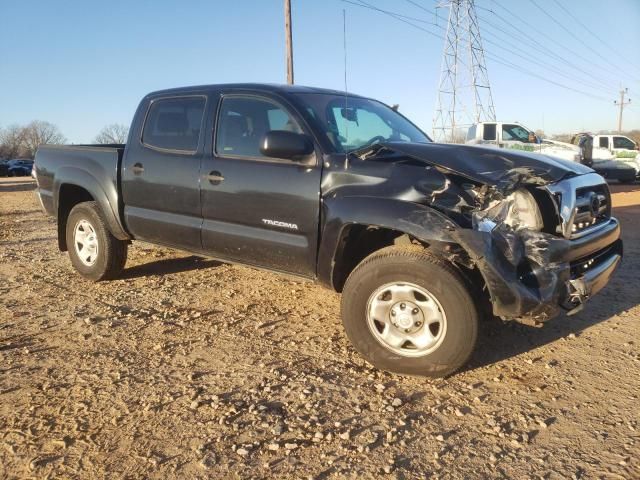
[66,201,128,281]
[341,246,478,377]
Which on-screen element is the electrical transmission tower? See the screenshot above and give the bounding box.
[433,0,496,143]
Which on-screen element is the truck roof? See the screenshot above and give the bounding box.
[145,83,367,99]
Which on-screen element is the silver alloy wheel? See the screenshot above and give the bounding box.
[73,219,99,267]
[366,282,447,357]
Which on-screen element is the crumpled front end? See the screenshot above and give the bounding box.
[337,143,623,324]
[451,172,623,324]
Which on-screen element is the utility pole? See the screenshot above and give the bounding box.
[433,0,496,143]
[614,87,631,133]
[284,0,294,85]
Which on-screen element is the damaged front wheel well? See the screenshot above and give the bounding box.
[331,225,421,292]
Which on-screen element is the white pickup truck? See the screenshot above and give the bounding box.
[465,122,582,162]
[592,134,639,159]
[466,122,638,183]
[572,133,639,183]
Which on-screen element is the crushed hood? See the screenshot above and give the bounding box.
[372,142,593,188]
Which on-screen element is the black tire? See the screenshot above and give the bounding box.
[66,201,127,281]
[341,246,478,377]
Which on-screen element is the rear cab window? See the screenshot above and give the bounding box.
[142,96,206,153]
[599,136,609,148]
[482,123,497,141]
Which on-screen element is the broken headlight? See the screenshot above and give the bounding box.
[475,188,544,232]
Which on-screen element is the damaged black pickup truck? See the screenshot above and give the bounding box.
[34,84,622,377]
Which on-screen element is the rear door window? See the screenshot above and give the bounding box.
[142,96,206,153]
[599,136,609,148]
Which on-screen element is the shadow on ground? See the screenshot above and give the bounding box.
[122,255,222,279]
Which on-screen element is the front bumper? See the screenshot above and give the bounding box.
[565,245,621,315]
[456,217,622,324]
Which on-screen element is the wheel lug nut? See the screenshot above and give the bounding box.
[404,329,410,333]
[412,308,419,315]
[415,321,422,327]
[391,310,396,316]
[400,303,406,310]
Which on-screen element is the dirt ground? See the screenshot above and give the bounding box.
[1,177,638,480]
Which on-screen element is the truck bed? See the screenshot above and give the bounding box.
[34,144,127,238]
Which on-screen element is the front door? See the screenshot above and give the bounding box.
[200,93,321,277]
[122,95,206,251]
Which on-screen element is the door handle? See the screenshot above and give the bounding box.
[207,171,224,184]
[132,163,144,175]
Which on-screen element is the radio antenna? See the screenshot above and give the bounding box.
[343,8,350,169]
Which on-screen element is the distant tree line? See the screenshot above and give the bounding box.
[0,121,66,159]
[93,124,129,145]
[0,122,129,160]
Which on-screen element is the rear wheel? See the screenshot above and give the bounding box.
[341,246,478,377]
[66,201,127,281]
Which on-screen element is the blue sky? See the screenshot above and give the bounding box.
[1,0,638,143]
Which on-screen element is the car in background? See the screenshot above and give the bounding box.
[593,134,639,158]
[6,159,34,177]
[571,133,638,183]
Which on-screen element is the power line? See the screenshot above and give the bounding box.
[528,0,637,86]
[475,10,618,93]
[483,0,621,92]
[553,0,640,80]
[485,53,611,104]
[342,0,443,41]
[343,0,439,26]
[404,0,436,15]
[479,26,613,94]
[342,0,615,106]
[345,0,616,100]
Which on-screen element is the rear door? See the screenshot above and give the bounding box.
[121,95,207,250]
[200,92,321,277]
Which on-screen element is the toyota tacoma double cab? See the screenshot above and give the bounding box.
[34,84,623,377]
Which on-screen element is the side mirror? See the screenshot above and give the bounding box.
[260,130,314,160]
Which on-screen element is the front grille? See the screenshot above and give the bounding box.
[571,184,611,235]
[544,172,612,239]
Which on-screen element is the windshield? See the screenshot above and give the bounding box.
[293,93,430,153]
